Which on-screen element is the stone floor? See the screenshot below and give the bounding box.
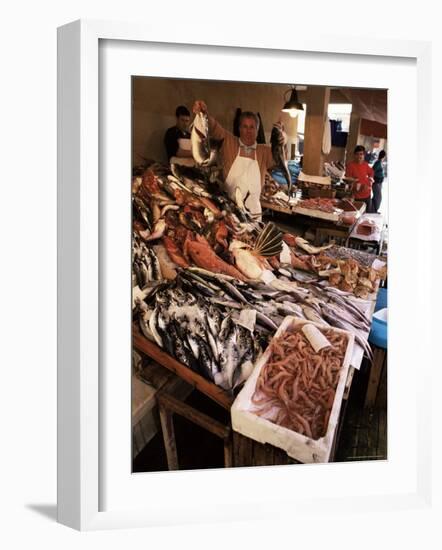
[335,357,387,462]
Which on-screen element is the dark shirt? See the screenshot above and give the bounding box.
[372,159,384,183]
[164,126,191,160]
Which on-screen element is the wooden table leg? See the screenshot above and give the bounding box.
[158,402,179,470]
[223,436,233,468]
[329,393,349,461]
[364,347,387,409]
[157,390,232,470]
[232,432,254,467]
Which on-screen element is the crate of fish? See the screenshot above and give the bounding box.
[231,317,354,464]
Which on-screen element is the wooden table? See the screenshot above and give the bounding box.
[261,199,366,246]
[134,326,238,469]
[133,327,233,410]
[346,214,386,255]
[134,327,307,466]
[133,315,373,468]
[133,275,381,467]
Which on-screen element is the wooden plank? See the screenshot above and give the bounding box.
[156,391,230,440]
[272,446,292,465]
[232,432,254,467]
[264,442,275,465]
[261,200,294,215]
[293,206,341,222]
[223,437,233,468]
[358,414,370,458]
[232,431,242,467]
[377,409,388,459]
[364,347,387,409]
[343,367,355,400]
[138,359,174,389]
[251,441,269,466]
[133,326,234,411]
[330,396,349,461]
[157,403,179,470]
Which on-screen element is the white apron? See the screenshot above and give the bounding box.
[225,147,262,218]
[178,137,192,151]
[170,137,195,167]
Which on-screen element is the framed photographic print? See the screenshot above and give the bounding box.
[57,19,432,530]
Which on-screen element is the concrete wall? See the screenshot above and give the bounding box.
[132,77,298,165]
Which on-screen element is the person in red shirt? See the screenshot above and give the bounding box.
[345,145,374,212]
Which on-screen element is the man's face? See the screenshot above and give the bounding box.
[177,115,190,132]
[239,117,258,147]
[354,151,365,163]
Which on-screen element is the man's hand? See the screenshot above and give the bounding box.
[192,100,208,114]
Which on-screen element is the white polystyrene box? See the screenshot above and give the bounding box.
[231,317,355,463]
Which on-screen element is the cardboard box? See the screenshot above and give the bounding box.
[231,317,354,463]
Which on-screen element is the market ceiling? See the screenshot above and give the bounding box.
[337,88,387,126]
[298,87,387,125]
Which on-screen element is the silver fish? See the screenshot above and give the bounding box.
[271,122,292,195]
[191,112,211,165]
[148,308,163,347]
[133,196,152,229]
[142,219,166,242]
[190,112,224,168]
[216,316,239,390]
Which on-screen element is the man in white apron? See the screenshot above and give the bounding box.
[192,101,284,221]
[225,115,262,217]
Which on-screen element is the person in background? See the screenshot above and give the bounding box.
[345,145,374,212]
[192,100,284,218]
[163,105,192,163]
[372,149,386,213]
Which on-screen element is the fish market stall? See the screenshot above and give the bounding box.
[347,213,386,254]
[127,75,393,471]
[131,155,386,468]
[262,196,366,246]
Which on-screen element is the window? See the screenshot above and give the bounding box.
[296,103,307,134]
[327,103,352,132]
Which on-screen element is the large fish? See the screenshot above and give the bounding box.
[191,112,223,166]
[186,234,247,281]
[271,122,292,195]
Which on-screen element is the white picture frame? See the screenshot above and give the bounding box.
[57,19,433,531]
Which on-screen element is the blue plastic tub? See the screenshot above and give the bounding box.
[270,161,301,186]
[375,288,387,312]
[369,308,387,349]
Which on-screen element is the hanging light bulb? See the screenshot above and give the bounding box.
[282,87,304,118]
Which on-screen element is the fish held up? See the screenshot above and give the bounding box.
[271,121,292,195]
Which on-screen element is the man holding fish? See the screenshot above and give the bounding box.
[192,100,289,218]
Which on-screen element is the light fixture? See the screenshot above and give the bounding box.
[282,87,304,118]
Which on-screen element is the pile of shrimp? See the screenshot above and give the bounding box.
[251,327,348,440]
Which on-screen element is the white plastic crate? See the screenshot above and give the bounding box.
[231,317,354,463]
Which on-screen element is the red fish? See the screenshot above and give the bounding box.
[186,234,246,280]
[163,236,189,268]
[142,169,161,194]
[214,220,229,249]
